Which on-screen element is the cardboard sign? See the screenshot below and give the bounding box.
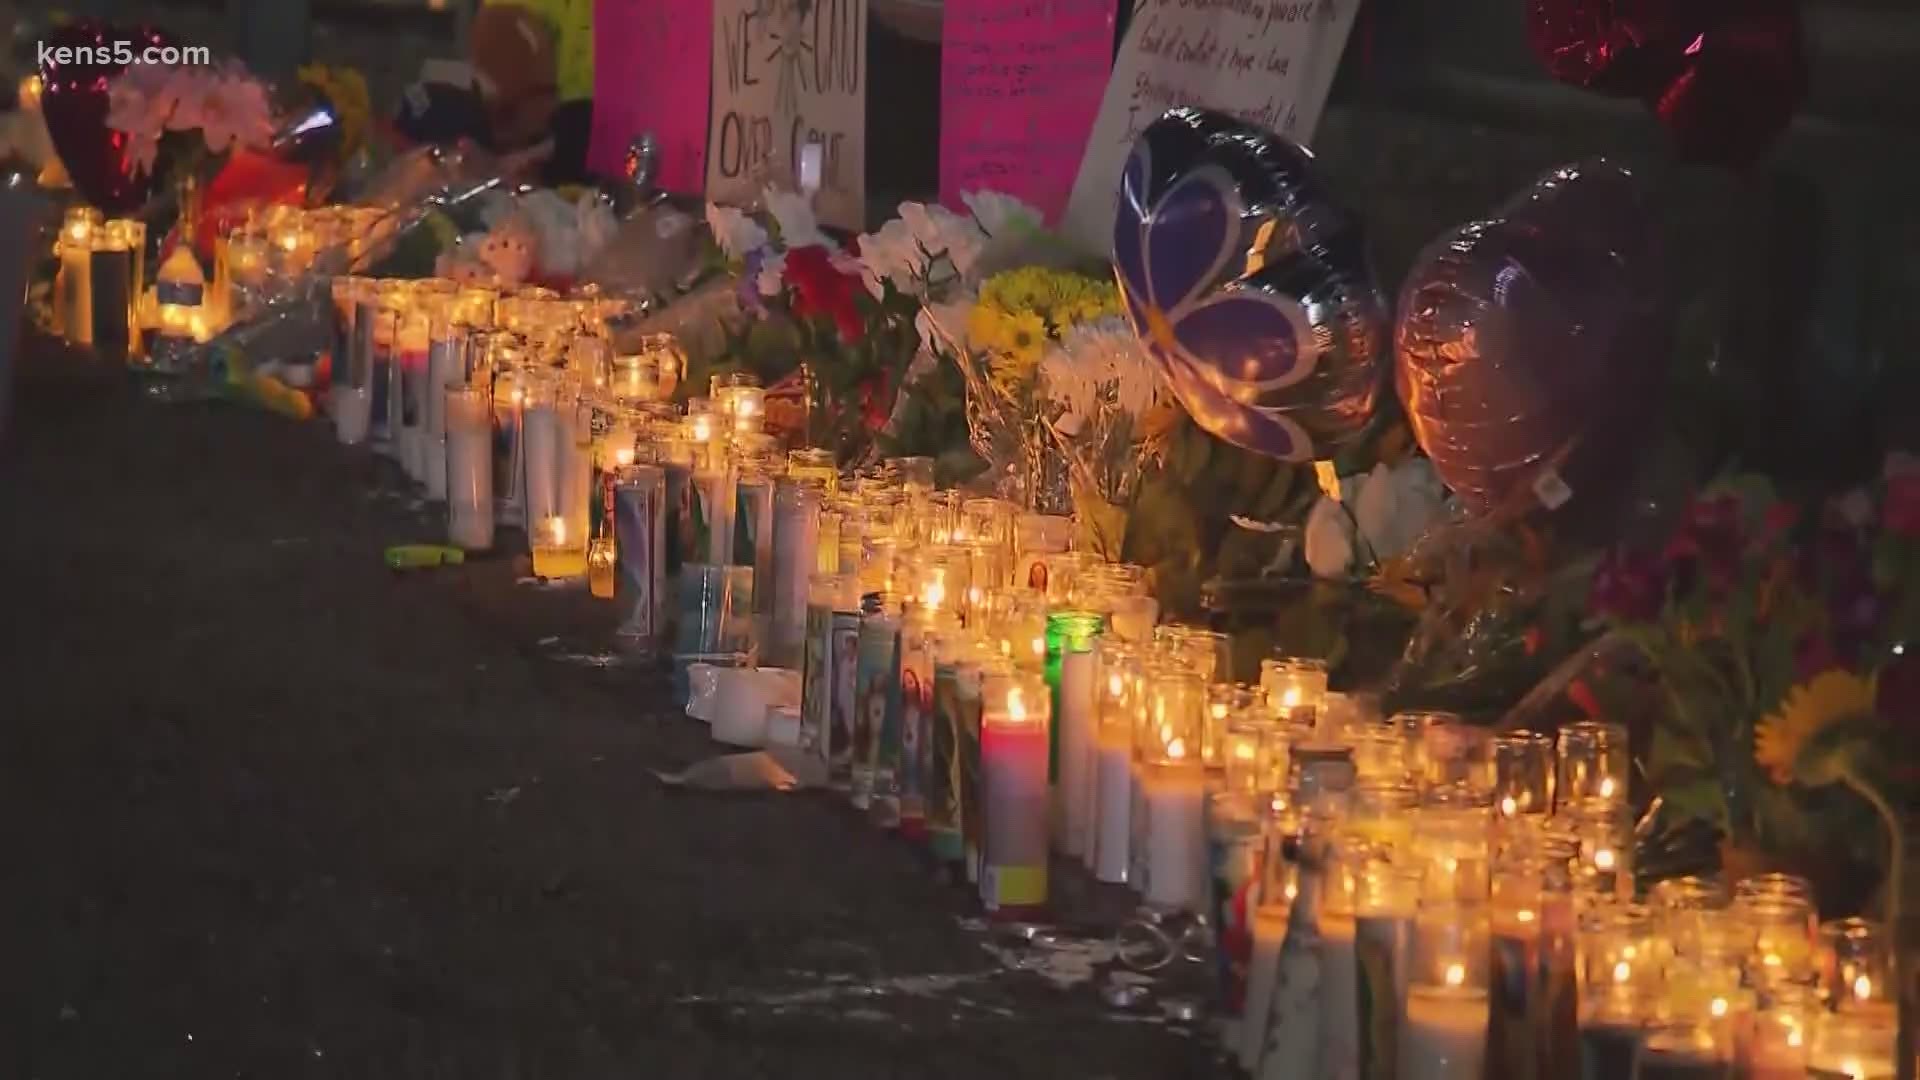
[1060,0,1359,251]
[586,0,714,193]
[707,0,869,231]
[938,0,1116,224]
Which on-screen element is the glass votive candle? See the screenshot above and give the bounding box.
[1223,719,1274,797]
[1743,894,1818,989]
[1412,798,1492,903]
[1142,666,1207,764]
[1388,711,1458,790]
[1556,719,1630,808]
[1563,796,1635,902]
[1260,656,1328,727]
[991,590,1050,671]
[1156,625,1230,685]
[1350,722,1411,785]
[1651,874,1730,957]
[1808,1007,1897,1080]
[1423,722,1495,803]
[1748,985,1818,1078]
[1204,683,1255,770]
[1347,779,1418,853]
[787,447,838,492]
[1402,901,1491,1080]
[1491,731,1555,819]
[1577,903,1657,1047]
[1820,917,1889,1013]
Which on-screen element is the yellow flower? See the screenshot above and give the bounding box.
[1000,310,1048,368]
[967,303,1011,355]
[1754,670,1878,784]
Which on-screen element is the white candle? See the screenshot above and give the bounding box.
[1091,733,1132,883]
[557,402,593,555]
[1241,905,1290,1071]
[445,387,494,551]
[1056,648,1096,858]
[397,314,431,485]
[59,214,93,345]
[333,384,372,447]
[1399,983,1488,1080]
[1320,912,1359,1077]
[1141,760,1206,910]
[423,327,465,501]
[522,401,561,528]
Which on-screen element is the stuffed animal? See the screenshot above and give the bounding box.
[475,213,538,286]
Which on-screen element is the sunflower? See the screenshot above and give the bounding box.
[1754,669,1878,784]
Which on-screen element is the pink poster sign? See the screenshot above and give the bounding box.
[586,0,713,193]
[939,0,1116,224]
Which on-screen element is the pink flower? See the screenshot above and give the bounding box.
[194,71,275,154]
[122,129,161,176]
[105,66,182,142]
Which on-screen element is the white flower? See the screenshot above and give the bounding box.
[1305,458,1448,579]
[917,299,971,355]
[962,190,1043,238]
[1352,458,1447,561]
[1305,496,1357,578]
[1044,317,1165,420]
[755,251,787,297]
[705,203,768,261]
[763,187,830,249]
[855,217,926,299]
[899,201,986,278]
[574,193,617,264]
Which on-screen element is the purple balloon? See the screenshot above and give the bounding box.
[1113,110,1388,463]
[1395,159,1668,519]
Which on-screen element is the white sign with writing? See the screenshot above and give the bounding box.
[707,0,870,231]
[1060,0,1359,251]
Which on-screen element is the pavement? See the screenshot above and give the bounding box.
[0,342,1213,1079]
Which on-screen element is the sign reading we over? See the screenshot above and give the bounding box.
[1059,0,1359,250]
[706,0,869,231]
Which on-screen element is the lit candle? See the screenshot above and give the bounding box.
[531,515,588,579]
[1401,976,1490,1080]
[444,385,494,551]
[768,478,823,669]
[1047,611,1105,859]
[980,670,1050,919]
[1091,641,1140,884]
[58,207,96,345]
[1141,738,1207,911]
[1261,656,1328,729]
[1239,904,1290,1071]
[612,465,666,646]
[396,310,433,486]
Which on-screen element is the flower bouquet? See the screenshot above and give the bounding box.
[1583,456,1920,902]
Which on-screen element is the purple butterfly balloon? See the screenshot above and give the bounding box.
[1112,111,1387,463]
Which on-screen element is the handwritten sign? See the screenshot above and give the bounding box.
[586,0,713,194]
[938,0,1116,224]
[707,0,869,231]
[1060,0,1359,251]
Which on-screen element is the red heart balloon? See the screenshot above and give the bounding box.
[1526,0,1708,98]
[38,20,180,214]
[1650,4,1807,169]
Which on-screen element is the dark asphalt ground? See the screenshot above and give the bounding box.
[0,345,1212,1079]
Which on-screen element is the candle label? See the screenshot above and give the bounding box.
[1354,915,1410,1080]
[614,472,664,645]
[399,347,427,428]
[852,613,901,813]
[927,661,965,864]
[854,612,903,818]
[1489,932,1541,1079]
[155,280,203,307]
[662,464,694,578]
[828,610,861,790]
[735,477,773,612]
[958,665,985,883]
[802,602,835,763]
[1208,814,1264,1014]
[896,627,934,838]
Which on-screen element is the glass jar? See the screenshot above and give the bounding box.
[1556,719,1630,809]
[1820,917,1890,1013]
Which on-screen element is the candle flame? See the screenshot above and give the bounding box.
[547,517,566,546]
[1598,777,1617,798]
[1854,974,1873,1000]
[1234,743,1256,762]
[1280,688,1302,709]
[1612,961,1631,984]
[1030,636,1045,658]
[1593,848,1616,871]
[1515,909,1535,924]
[1709,996,1728,1018]
[1167,738,1187,760]
[1444,963,1465,988]
[1211,702,1229,720]
[614,447,635,467]
[1499,796,1519,817]
[690,415,713,442]
[1008,687,1028,721]
[20,75,42,108]
[924,581,946,609]
[1108,673,1124,697]
[1785,1028,1803,1049]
